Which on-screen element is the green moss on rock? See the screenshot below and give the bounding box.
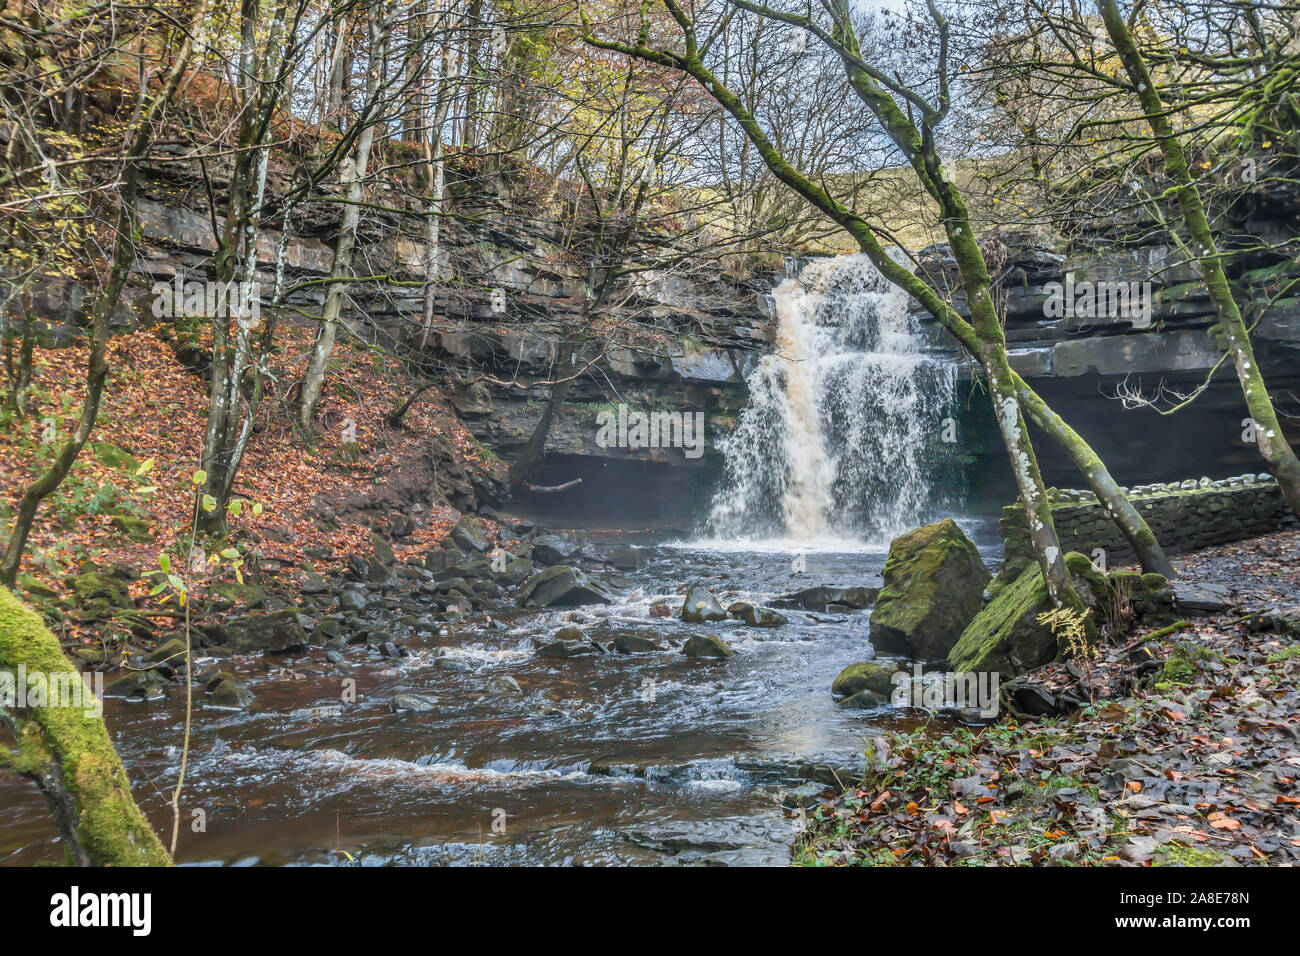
[831,661,899,699]
[948,552,1108,678]
[869,519,990,659]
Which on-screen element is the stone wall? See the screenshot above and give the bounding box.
[1000,474,1299,570]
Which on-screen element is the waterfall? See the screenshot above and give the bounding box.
[705,253,959,547]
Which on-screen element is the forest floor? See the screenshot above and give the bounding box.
[0,326,496,635]
[794,531,1300,866]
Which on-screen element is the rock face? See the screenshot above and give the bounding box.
[948,552,1111,678]
[916,225,1300,499]
[869,519,990,660]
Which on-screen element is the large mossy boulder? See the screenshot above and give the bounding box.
[869,519,990,659]
[948,552,1110,678]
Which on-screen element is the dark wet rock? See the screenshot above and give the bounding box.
[683,633,735,659]
[498,556,534,586]
[378,641,406,659]
[300,571,331,594]
[370,532,396,566]
[1003,679,1064,717]
[516,565,613,607]
[681,585,728,623]
[486,675,523,695]
[423,547,468,573]
[1172,582,1232,615]
[143,638,188,666]
[838,689,888,709]
[104,669,167,700]
[531,532,586,565]
[869,519,990,659]
[535,639,599,659]
[604,545,643,570]
[449,514,491,552]
[389,513,417,538]
[1109,570,1179,625]
[831,660,899,699]
[611,631,662,653]
[728,602,788,627]
[205,672,254,710]
[434,556,493,582]
[221,608,311,654]
[347,555,371,579]
[775,585,878,611]
[389,693,443,714]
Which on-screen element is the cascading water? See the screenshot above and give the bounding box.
[705,253,960,547]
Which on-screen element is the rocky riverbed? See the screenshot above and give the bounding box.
[3,516,991,866]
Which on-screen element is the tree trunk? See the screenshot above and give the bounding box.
[509,341,577,488]
[1099,0,1300,515]
[300,0,385,432]
[0,588,171,865]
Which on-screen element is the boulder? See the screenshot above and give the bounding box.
[104,669,167,700]
[205,673,254,710]
[869,519,990,659]
[221,608,311,653]
[831,660,899,699]
[516,566,613,607]
[486,675,523,696]
[948,552,1107,678]
[682,633,735,660]
[611,631,662,653]
[604,545,643,570]
[389,693,443,714]
[839,689,888,709]
[531,533,585,565]
[681,585,728,623]
[535,639,599,659]
[449,514,491,553]
[728,602,788,627]
[775,585,877,611]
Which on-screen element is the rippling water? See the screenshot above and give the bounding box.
[0,532,995,867]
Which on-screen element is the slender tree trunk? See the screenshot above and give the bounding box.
[1099,0,1300,514]
[509,341,576,488]
[300,0,386,432]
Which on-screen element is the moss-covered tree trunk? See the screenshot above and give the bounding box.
[1099,0,1300,515]
[0,588,170,866]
